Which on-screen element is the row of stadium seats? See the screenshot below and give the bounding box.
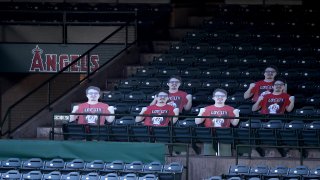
[0,2,171,12]
[0,158,182,179]
[183,30,320,45]
[206,164,320,180]
[166,42,320,56]
[62,119,320,151]
[1,170,159,180]
[102,89,320,109]
[150,55,320,69]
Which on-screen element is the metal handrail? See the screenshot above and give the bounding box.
[0,20,137,137]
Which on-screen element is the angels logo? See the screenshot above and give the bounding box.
[268,103,280,114]
[29,45,100,72]
[212,118,224,127]
[151,117,164,125]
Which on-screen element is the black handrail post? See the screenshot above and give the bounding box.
[125,23,128,47]
[48,80,51,109]
[7,109,11,138]
[134,11,138,42]
[51,113,55,140]
[63,11,67,44]
[87,52,91,79]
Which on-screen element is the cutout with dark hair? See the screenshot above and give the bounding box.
[86,86,101,94]
[167,75,182,83]
[212,88,228,97]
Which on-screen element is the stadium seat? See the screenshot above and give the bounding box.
[190,43,209,56]
[83,160,105,172]
[87,125,109,141]
[245,165,269,179]
[196,55,219,67]
[62,124,86,140]
[138,173,158,180]
[1,170,21,180]
[102,91,124,103]
[180,67,202,79]
[220,80,239,94]
[193,126,214,144]
[220,55,239,67]
[305,94,320,106]
[21,158,43,171]
[263,165,288,180]
[42,171,61,180]
[238,55,259,67]
[240,68,261,79]
[130,103,148,115]
[117,77,141,92]
[183,31,208,45]
[61,172,80,180]
[123,90,146,103]
[159,162,183,180]
[282,165,309,180]
[174,54,197,68]
[157,66,180,79]
[295,106,316,116]
[21,171,42,180]
[172,118,196,143]
[124,161,144,173]
[303,166,320,180]
[152,126,172,143]
[109,117,134,142]
[80,172,99,180]
[182,79,202,93]
[215,128,235,147]
[64,159,85,172]
[100,173,119,180]
[225,164,250,179]
[42,158,65,172]
[0,158,22,170]
[142,161,163,174]
[152,55,175,66]
[135,66,157,78]
[103,160,125,174]
[234,43,255,55]
[119,173,138,180]
[278,121,303,153]
[236,104,252,116]
[130,125,152,142]
[113,102,131,115]
[256,120,283,157]
[139,78,162,94]
[301,121,320,149]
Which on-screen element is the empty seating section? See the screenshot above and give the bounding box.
[99,4,320,118]
[0,158,183,180]
[205,164,320,180]
[0,2,171,24]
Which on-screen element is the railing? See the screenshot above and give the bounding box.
[0,20,137,138]
[0,10,137,44]
[51,113,320,162]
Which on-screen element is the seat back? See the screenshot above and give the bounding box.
[42,171,61,180]
[143,161,163,173]
[124,161,144,173]
[21,158,43,170]
[65,159,85,170]
[22,170,42,180]
[61,172,80,180]
[84,160,105,171]
[43,158,65,171]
